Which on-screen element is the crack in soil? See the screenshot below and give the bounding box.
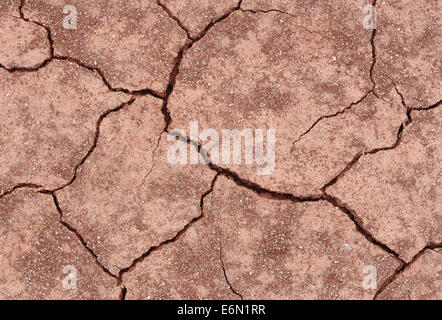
[157,0,193,40]
[373,243,442,300]
[4,0,439,298]
[138,131,165,188]
[42,98,135,193]
[369,0,379,97]
[160,0,243,133]
[220,246,243,299]
[14,1,242,291]
[322,191,406,264]
[1,1,166,99]
[117,173,221,280]
[0,183,42,200]
[171,131,323,201]
[239,8,333,42]
[120,286,127,300]
[320,79,442,194]
[45,191,119,281]
[167,132,407,269]
[290,90,373,150]
[317,89,442,292]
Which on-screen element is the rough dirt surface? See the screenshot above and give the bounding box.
[0,189,119,299]
[0,0,20,17]
[56,96,216,276]
[159,0,239,39]
[376,248,441,300]
[328,107,441,263]
[22,0,187,94]
[124,176,401,300]
[0,15,50,69]
[0,0,440,300]
[0,60,130,193]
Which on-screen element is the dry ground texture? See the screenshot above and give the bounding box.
[0,0,440,300]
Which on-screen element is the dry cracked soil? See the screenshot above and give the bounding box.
[0,0,440,300]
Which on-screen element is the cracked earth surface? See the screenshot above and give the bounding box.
[0,0,440,300]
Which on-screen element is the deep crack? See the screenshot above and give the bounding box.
[45,191,119,282]
[322,192,406,265]
[118,173,220,279]
[373,243,442,300]
[160,0,243,132]
[0,183,42,200]
[157,0,193,40]
[119,286,127,300]
[4,1,165,99]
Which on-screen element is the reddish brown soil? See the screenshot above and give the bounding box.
[0,0,440,299]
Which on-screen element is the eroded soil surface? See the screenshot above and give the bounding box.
[0,0,440,299]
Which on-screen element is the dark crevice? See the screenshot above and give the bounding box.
[53,57,165,99]
[389,78,413,124]
[0,57,52,73]
[322,192,406,265]
[160,0,243,133]
[320,60,442,192]
[167,133,404,265]
[44,191,119,282]
[369,28,377,94]
[321,105,411,191]
[413,99,441,111]
[171,131,323,202]
[41,98,135,193]
[373,243,442,300]
[219,247,243,300]
[0,183,42,200]
[210,163,323,203]
[291,90,372,150]
[9,1,165,99]
[19,0,54,57]
[117,173,220,279]
[6,0,242,288]
[156,0,193,40]
[119,286,127,300]
[192,0,243,44]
